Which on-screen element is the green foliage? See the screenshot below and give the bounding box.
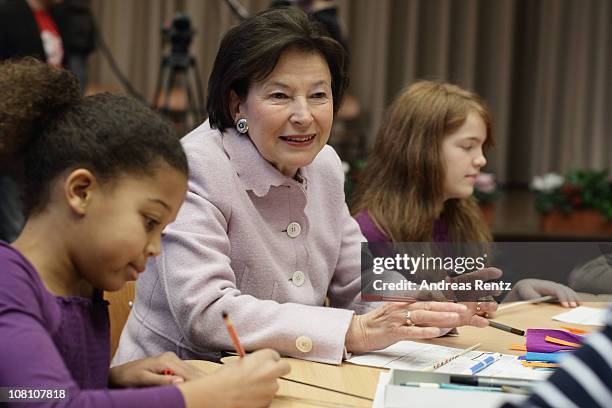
[534,169,612,220]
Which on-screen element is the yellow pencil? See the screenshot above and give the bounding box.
[422,343,482,372]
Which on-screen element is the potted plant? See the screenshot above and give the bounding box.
[473,172,502,226]
[531,169,612,234]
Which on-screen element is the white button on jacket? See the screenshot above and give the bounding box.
[295,335,313,353]
[292,271,305,287]
[286,222,301,238]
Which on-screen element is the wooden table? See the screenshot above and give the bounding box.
[188,359,377,407]
[188,300,609,407]
[422,299,609,355]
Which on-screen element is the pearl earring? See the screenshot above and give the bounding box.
[236,118,248,134]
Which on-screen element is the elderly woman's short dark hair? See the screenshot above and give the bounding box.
[206,6,349,130]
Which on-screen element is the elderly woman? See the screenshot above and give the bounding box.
[114,7,490,366]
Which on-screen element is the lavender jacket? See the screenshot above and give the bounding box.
[114,120,369,365]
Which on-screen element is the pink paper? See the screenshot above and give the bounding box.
[526,329,584,352]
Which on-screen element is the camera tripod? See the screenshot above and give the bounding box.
[153,54,205,133]
[153,13,205,133]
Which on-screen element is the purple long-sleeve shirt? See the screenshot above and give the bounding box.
[354,211,450,243]
[0,242,184,407]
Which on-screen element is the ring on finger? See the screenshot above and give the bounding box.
[476,301,482,312]
[406,311,415,327]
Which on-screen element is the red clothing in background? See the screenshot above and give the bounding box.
[33,9,64,66]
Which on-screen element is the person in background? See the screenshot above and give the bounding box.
[0,58,289,408]
[351,80,581,307]
[61,0,96,90]
[568,254,612,295]
[0,0,96,241]
[0,0,66,66]
[0,0,64,242]
[0,0,95,87]
[114,7,493,368]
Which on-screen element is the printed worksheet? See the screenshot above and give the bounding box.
[348,341,549,380]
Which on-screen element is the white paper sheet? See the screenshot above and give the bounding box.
[373,372,389,408]
[552,306,606,326]
[373,370,527,408]
[348,341,549,380]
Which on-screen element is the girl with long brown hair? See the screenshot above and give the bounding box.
[352,80,580,307]
[353,80,492,244]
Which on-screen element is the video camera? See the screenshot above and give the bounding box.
[162,12,194,55]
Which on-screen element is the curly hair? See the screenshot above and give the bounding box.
[0,58,188,216]
[0,58,80,159]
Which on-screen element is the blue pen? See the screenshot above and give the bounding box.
[524,352,565,364]
[400,382,502,393]
[466,353,501,374]
[440,383,502,392]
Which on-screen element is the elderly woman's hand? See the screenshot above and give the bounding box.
[344,301,489,354]
[460,299,498,318]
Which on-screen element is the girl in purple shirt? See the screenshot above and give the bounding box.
[352,81,580,308]
[0,58,288,408]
